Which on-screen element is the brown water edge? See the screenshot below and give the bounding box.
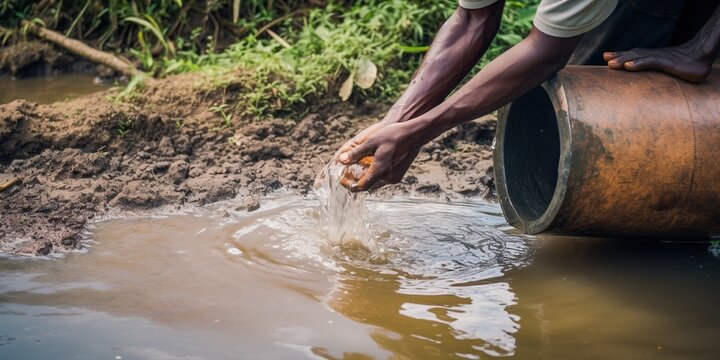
[0,73,111,105]
[0,196,719,359]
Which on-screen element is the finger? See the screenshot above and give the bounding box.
[339,164,366,190]
[339,143,375,165]
[339,176,354,190]
[351,167,382,192]
[333,140,358,160]
[603,51,620,62]
[351,155,387,193]
[607,53,636,69]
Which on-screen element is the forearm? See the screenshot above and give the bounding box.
[385,2,504,123]
[406,27,582,144]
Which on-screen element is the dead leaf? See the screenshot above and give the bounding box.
[339,72,355,101]
[355,58,377,89]
[314,25,331,41]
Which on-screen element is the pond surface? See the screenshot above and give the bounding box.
[1,197,718,359]
[0,73,110,105]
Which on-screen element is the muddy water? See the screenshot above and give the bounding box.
[0,74,110,104]
[1,197,719,359]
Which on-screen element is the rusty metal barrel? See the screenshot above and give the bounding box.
[493,65,720,237]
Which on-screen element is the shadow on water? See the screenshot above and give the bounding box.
[0,197,718,359]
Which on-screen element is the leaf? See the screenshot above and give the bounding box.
[354,58,377,89]
[31,18,46,27]
[339,72,355,101]
[124,16,173,55]
[314,25,331,41]
[397,45,429,53]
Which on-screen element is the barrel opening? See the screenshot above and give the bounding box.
[503,86,561,222]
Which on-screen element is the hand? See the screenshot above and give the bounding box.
[313,121,392,189]
[337,122,422,192]
[333,120,392,161]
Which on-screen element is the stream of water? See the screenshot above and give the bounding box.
[1,195,719,359]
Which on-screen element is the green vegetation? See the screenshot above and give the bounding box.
[166,0,539,116]
[114,114,133,137]
[2,0,539,116]
[209,103,234,127]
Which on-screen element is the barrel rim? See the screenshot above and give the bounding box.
[494,76,572,234]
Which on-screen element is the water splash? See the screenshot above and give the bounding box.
[314,161,375,250]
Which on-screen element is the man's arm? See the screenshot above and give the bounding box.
[339,27,583,191]
[380,2,505,124]
[322,1,504,188]
[405,27,581,144]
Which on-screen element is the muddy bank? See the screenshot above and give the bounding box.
[0,72,496,256]
[0,41,109,78]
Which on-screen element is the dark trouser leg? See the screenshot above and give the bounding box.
[569,0,685,66]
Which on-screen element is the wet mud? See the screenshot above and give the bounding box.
[0,73,497,256]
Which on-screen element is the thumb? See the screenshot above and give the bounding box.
[338,142,375,165]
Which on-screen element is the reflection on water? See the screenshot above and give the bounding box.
[0,73,111,105]
[0,197,719,359]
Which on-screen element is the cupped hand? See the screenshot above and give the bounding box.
[313,121,392,189]
[337,122,421,192]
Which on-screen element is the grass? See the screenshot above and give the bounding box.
[163,0,539,117]
[115,115,133,137]
[2,0,539,117]
[209,103,234,127]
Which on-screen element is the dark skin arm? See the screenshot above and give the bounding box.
[604,4,720,83]
[382,2,504,124]
[329,3,504,168]
[338,27,582,192]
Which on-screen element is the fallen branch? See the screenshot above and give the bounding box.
[21,20,139,78]
[0,178,19,193]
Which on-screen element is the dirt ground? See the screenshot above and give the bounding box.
[0,72,497,257]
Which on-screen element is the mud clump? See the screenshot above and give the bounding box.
[0,73,496,257]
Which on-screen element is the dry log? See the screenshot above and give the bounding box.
[21,20,139,77]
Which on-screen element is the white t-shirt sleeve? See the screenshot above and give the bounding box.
[533,0,618,38]
[458,0,499,9]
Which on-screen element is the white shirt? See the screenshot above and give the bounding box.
[459,0,619,38]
